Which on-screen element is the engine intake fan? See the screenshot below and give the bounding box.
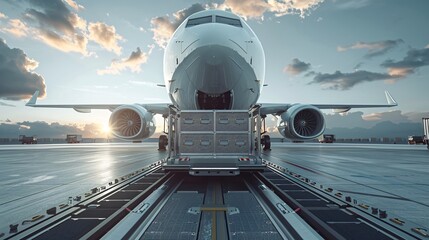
[109,105,155,140]
[278,104,325,140]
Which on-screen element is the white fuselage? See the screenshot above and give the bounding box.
[163,10,265,110]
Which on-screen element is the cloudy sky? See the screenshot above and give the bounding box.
[0,0,428,138]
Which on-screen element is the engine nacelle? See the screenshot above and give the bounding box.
[277,104,325,140]
[109,104,155,141]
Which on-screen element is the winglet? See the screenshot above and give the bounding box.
[26,90,39,106]
[385,91,397,106]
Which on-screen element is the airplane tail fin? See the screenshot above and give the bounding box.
[26,90,39,106]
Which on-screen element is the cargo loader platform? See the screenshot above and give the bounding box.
[161,106,267,175]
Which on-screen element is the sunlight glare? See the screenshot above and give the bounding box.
[102,123,111,133]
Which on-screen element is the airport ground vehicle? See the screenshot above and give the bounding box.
[319,134,335,143]
[162,106,267,175]
[423,118,429,149]
[408,135,424,144]
[66,134,82,143]
[18,135,37,144]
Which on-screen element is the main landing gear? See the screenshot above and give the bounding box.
[261,135,271,151]
[158,135,168,151]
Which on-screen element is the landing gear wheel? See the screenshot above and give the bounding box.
[262,135,271,151]
[158,135,168,151]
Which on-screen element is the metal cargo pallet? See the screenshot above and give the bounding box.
[162,106,266,175]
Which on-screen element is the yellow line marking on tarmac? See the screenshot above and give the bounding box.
[212,185,216,240]
[201,207,227,211]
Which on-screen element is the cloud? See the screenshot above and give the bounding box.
[151,3,205,48]
[406,111,429,122]
[0,121,105,138]
[263,109,426,139]
[310,70,397,90]
[35,29,89,55]
[284,58,311,75]
[25,0,77,35]
[97,46,154,75]
[381,47,429,77]
[221,0,324,19]
[0,12,7,19]
[327,122,421,139]
[293,43,428,90]
[150,1,324,48]
[88,22,123,55]
[220,0,269,19]
[324,110,424,138]
[304,70,316,77]
[64,0,84,11]
[324,111,372,129]
[1,18,30,37]
[21,0,90,55]
[353,62,363,70]
[325,110,426,128]
[306,44,428,90]
[0,39,46,100]
[337,39,404,58]
[1,0,124,57]
[362,110,409,123]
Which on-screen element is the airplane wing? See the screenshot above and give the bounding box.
[25,91,170,115]
[260,91,397,116]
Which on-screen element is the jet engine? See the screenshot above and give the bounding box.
[109,104,155,140]
[277,104,325,140]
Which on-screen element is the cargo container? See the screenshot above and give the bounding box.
[162,106,266,175]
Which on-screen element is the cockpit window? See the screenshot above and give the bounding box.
[186,16,213,27]
[215,16,242,27]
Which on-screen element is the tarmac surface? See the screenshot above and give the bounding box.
[0,142,428,234]
[263,143,429,229]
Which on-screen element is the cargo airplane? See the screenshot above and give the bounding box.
[26,10,397,147]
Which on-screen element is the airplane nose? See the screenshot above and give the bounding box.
[207,54,222,66]
[183,24,247,57]
[189,45,231,92]
[202,46,224,65]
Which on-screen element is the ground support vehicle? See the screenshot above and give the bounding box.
[408,135,424,144]
[319,134,335,143]
[66,134,82,143]
[18,135,37,144]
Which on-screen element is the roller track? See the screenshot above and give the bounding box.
[3,161,425,240]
